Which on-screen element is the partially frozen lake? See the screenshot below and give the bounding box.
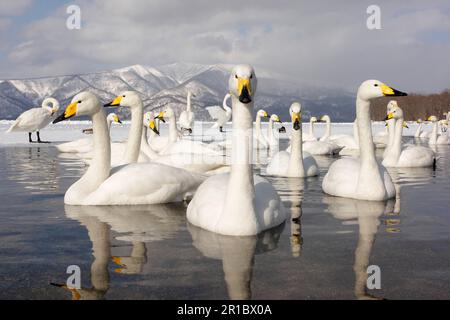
[0,121,449,299]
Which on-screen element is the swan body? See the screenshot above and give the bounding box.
[266,102,318,177]
[7,97,59,142]
[428,116,450,145]
[188,65,286,236]
[382,105,435,168]
[179,90,195,133]
[322,80,407,201]
[54,91,205,206]
[56,113,121,153]
[206,93,232,132]
[302,140,343,156]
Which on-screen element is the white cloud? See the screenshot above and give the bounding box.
[0,0,34,16]
[3,0,450,92]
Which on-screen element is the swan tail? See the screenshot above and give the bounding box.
[6,121,18,133]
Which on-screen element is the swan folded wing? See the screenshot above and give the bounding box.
[84,163,206,205]
[253,175,286,230]
[206,106,226,121]
[303,152,320,176]
[266,151,290,176]
[9,108,50,132]
[398,146,435,167]
[322,158,359,198]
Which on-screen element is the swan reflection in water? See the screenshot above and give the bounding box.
[53,204,184,300]
[188,222,284,300]
[324,196,397,300]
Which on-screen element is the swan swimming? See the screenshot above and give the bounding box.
[56,113,122,153]
[267,114,283,149]
[7,97,60,143]
[187,64,286,236]
[53,91,205,205]
[322,80,407,201]
[382,104,435,168]
[206,93,232,132]
[266,102,318,177]
[179,90,195,134]
[428,116,450,145]
[303,116,318,142]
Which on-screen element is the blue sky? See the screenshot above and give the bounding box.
[1,0,450,93]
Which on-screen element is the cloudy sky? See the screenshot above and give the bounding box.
[1,0,450,92]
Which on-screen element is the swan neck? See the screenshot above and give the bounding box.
[391,118,403,160]
[430,121,438,144]
[356,97,377,166]
[125,104,143,164]
[324,119,331,139]
[289,127,305,176]
[187,94,192,112]
[141,125,157,159]
[309,119,314,136]
[169,116,178,142]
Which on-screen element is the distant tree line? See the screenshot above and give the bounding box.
[370,90,450,121]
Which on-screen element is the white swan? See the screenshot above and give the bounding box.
[187,64,286,236]
[382,105,435,168]
[303,116,318,142]
[428,116,450,145]
[322,80,407,201]
[327,119,359,155]
[255,109,270,148]
[414,119,423,138]
[56,113,122,153]
[266,102,318,177]
[302,138,343,156]
[267,114,283,148]
[156,107,221,156]
[178,90,195,134]
[53,91,205,205]
[206,93,232,132]
[381,100,398,158]
[319,115,332,141]
[7,97,59,143]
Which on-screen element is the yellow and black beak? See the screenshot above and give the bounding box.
[50,282,81,300]
[53,102,78,123]
[104,95,122,107]
[149,120,160,135]
[403,122,409,129]
[114,115,122,124]
[381,84,408,97]
[292,112,301,131]
[154,111,166,123]
[384,112,394,121]
[237,77,252,104]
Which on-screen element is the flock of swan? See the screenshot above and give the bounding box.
[6,64,449,237]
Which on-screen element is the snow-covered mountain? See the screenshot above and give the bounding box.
[0,63,356,122]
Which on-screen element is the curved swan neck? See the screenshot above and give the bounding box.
[391,118,403,161]
[79,109,111,194]
[430,121,438,144]
[141,125,158,159]
[309,119,315,136]
[125,104,144,164]
[387,119,395,148]
[356,97,377,166]
[289,127,305,176]
[324,119,331,139]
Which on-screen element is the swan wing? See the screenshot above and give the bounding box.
[266,151,290,176]
[8,108,51,132]
[398,146,435,167]
[84,163,206,205]
[206,106,226,121]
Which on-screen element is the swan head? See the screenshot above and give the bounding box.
[257,109,269,118]
[53,92,100,123]
[358,80,407,101]
[290,102,302,131]
[270,114,281,123]
[229,64,256,104]
[417,118,422,123]
[104,91,142,109]
[143,111,160,135]
[319,115,330,123]
[42,97,60,115]
[107,113,122,124]
[385,104,404,121]
[427,115,438,122]
[310,116,318,123]
[155,107,175,123]
[386,100,399,113]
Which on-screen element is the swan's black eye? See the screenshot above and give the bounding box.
[374,84,379,87]
[250,74,253,79]
[235,75,238,79]
[77,100,82,104]
[123,95,126,98]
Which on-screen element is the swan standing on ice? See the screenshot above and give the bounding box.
[187,64,286,236]
[56,113,122,153]
[322,80,407,201]
[267,114,283,149]
[7,98,60,143]
[266,102,318,177]
[53,91,205,205]
[382,105,435,168]
[428,116,450,145]
[206,93,232,132]
[255,109,270,148]
[179,90,195,134]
